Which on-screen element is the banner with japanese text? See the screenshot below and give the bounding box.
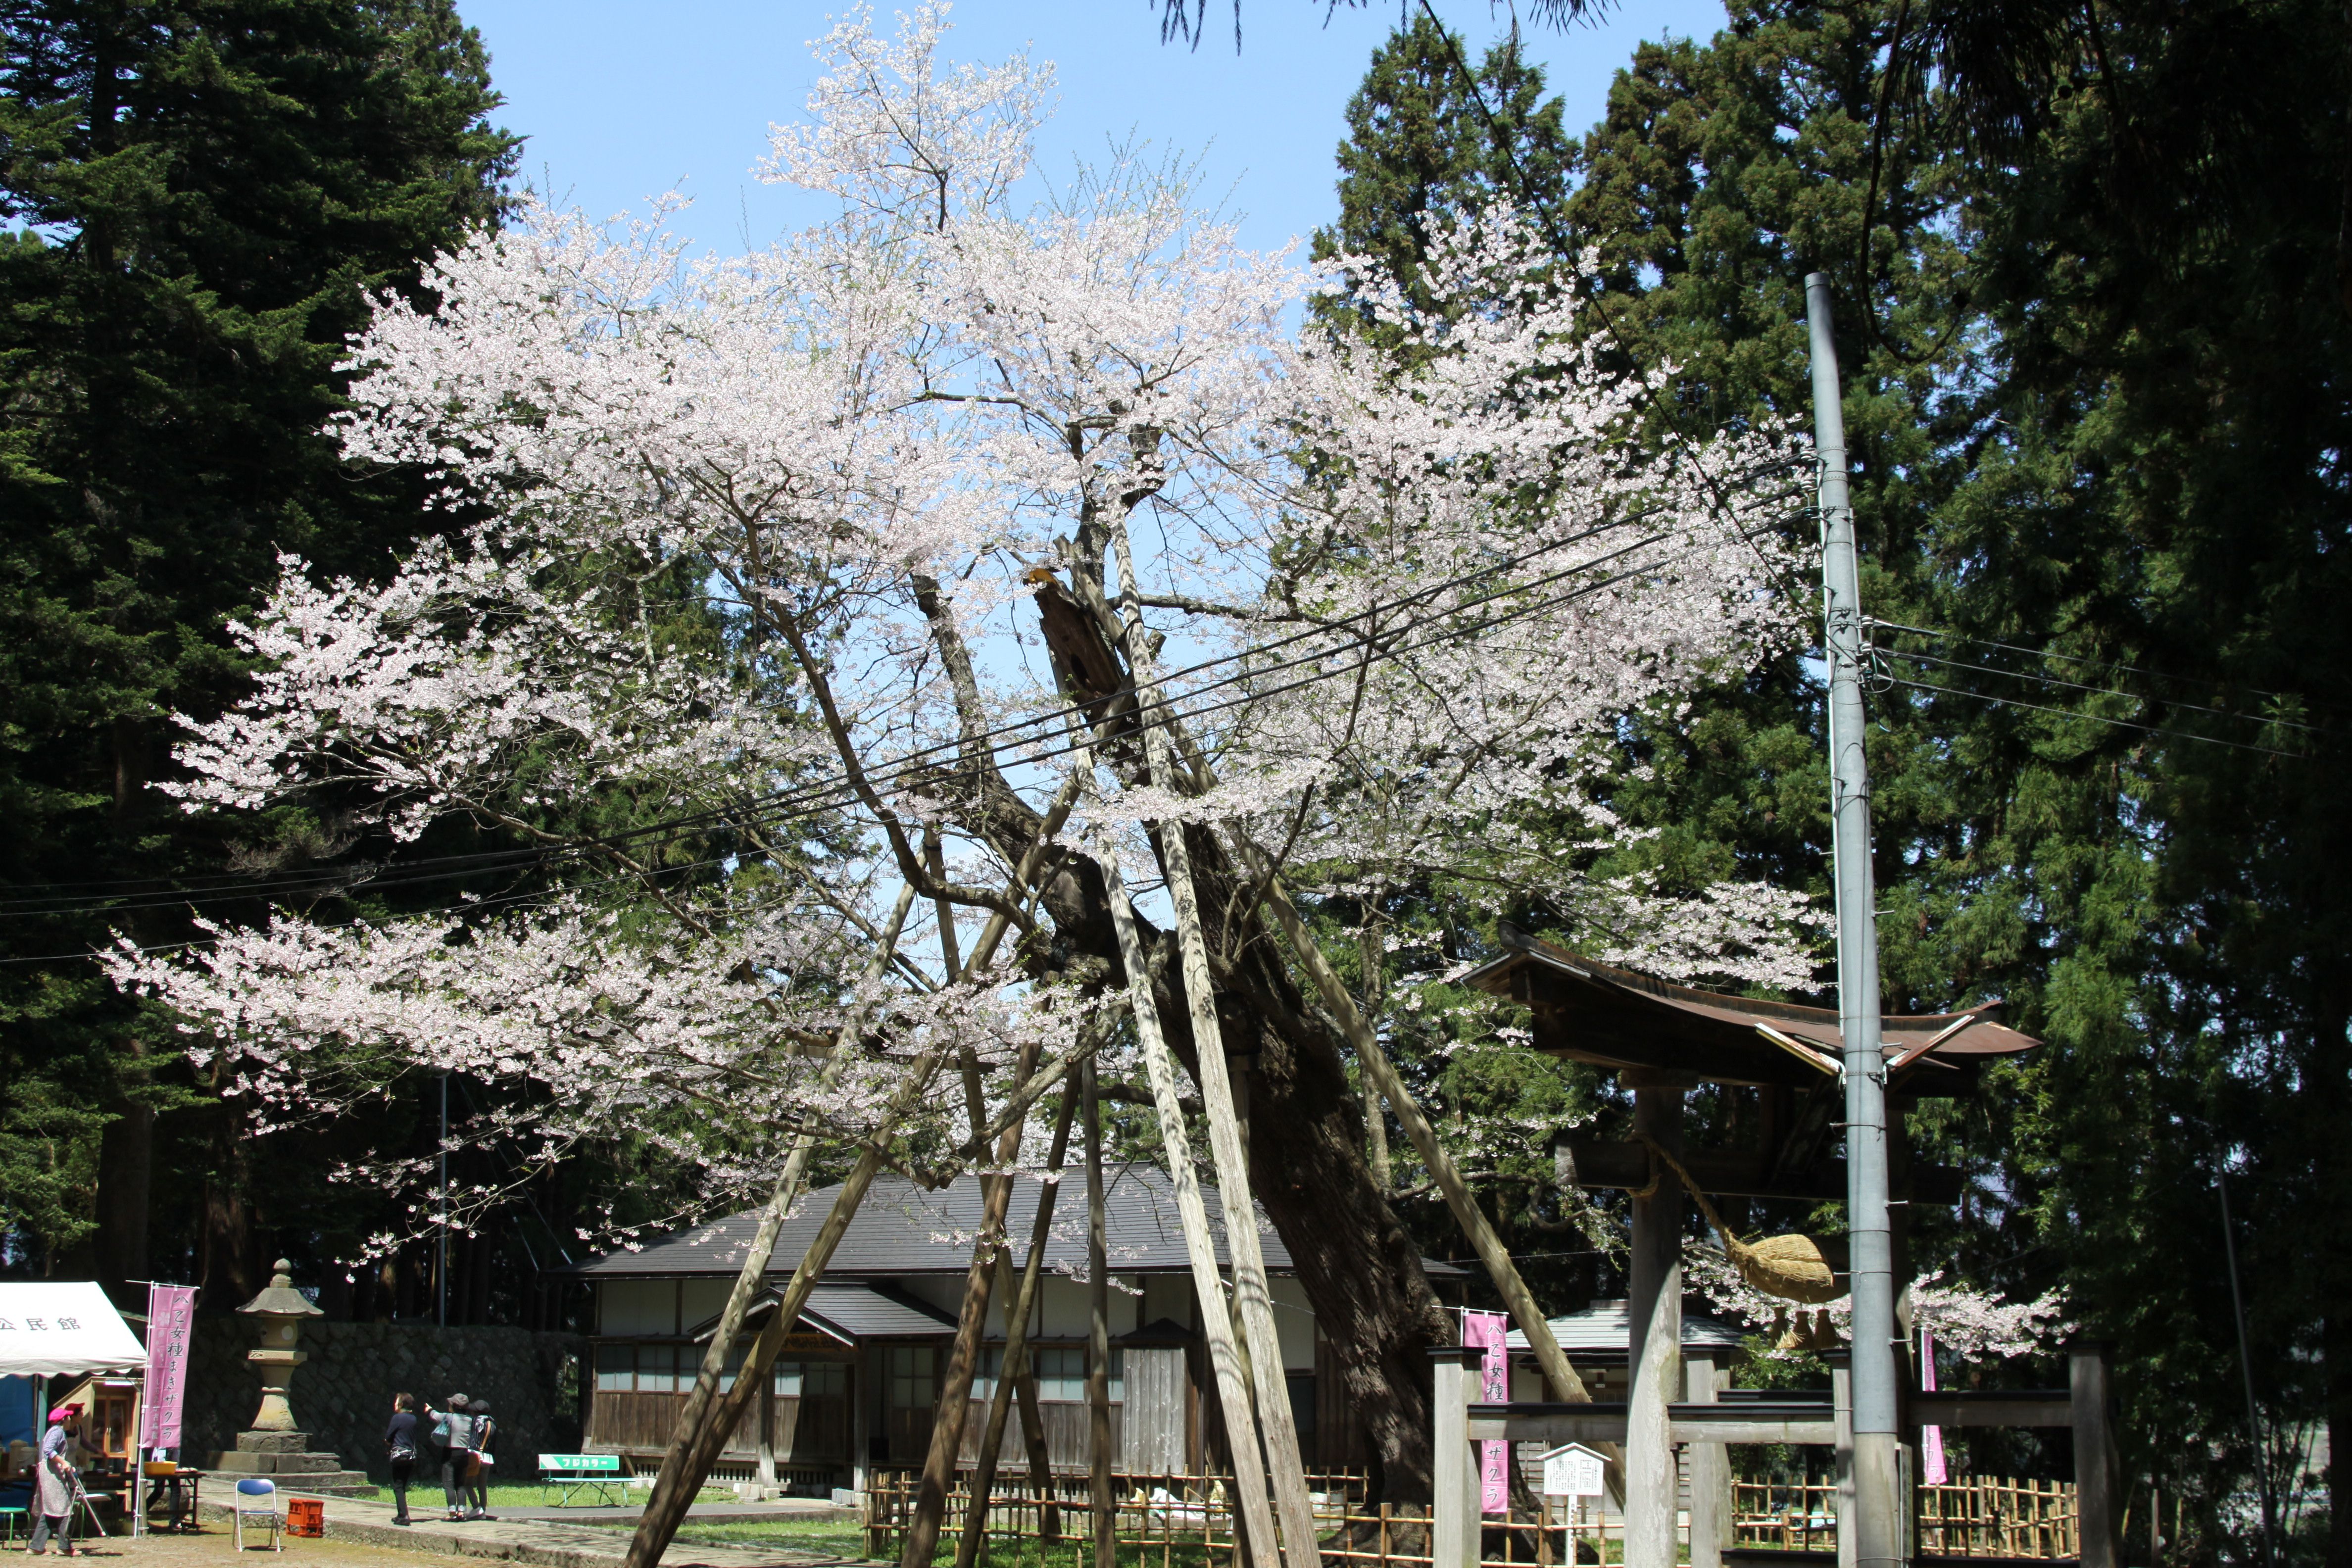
[142,1285,197,1451]
[1462,1309,1511,1513]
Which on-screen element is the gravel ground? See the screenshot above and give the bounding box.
[15,1524,448,1568]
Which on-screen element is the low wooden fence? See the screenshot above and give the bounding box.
[1915,1477,2079,1559]
[866,1472,1625,1568]
[1732,1477,2080,1560]
[865,1470,1369,1568]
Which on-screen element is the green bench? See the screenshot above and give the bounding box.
[538,1453,628,1508]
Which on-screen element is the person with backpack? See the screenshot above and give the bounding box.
[422,1391,475,1521]
[384,1392,420,1526]
[463,1399,497,1520]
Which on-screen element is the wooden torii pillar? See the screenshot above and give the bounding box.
[1624,1072,1690,1568]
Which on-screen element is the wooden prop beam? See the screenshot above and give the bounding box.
[954,1082,1078,1568]
[1109,525,1320,1568]
[1094,818,1284,1568]
[624,881,917,1568]
[1231,841,1599,1416]
[1083,1059,1117,1568]
[628,779,1084,1568]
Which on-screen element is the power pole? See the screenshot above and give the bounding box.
[1804,273,1903,1568]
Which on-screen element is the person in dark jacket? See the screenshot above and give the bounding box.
[463,1398,497,1519]
[422,1392,474,1520]
[384,1393,419,1525]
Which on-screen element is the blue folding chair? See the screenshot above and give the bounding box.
[233,1478,281,1552]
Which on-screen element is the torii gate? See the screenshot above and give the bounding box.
[1457,929,2110,1568]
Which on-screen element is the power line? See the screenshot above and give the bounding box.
[1868,615,2338,717]
[1880,676,2305,758]
[1880,646,2324,737]
[7,507,1801,941]
[5,490,1803,922]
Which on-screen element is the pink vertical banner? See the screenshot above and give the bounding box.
[1919,1325,1948,1486]
[1462,1309,1511,1514]
[143,1285,197,1451]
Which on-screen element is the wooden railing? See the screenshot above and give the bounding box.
[1915,1477,2079,1559]
[1731,1477,2081,1560]
[862,1470,1368,1568]
[862,1472,1636,1568]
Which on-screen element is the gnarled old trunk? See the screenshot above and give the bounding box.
[968,579,1454,1503]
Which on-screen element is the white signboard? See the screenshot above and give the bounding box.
[1543,1443,1607,1499]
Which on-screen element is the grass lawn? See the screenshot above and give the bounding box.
[461,1482,738,1510]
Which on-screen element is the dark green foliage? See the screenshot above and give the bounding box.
[0,0,516,1291]
[1320,0,2351,1556]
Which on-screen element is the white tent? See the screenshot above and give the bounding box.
[0,1282,146,1378]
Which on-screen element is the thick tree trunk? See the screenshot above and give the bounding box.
[1008,814,1450,1502]
[1011,578,1451,1504]
[93,1045,153,1307]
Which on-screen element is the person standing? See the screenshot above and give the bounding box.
[28,1405,82,1556]
[384,1393,420,1526]
[463,1399,497,1520]
[423,1392,474,1522]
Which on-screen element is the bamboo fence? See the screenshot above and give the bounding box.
[1732,1477,2079,1560]
[865,1471,1627,1568]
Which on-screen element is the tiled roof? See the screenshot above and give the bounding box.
[1504,1298,1750,1356]
[567,1163,1472,1279]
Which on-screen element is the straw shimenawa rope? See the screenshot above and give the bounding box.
[1633,1131,1845,1305]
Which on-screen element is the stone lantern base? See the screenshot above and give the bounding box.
[209,1430,378,1498]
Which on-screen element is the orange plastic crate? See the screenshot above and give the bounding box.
[287,1497,325,1537]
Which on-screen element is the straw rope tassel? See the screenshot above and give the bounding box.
[1633,1132,1845,1305]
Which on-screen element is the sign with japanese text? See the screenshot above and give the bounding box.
[1462,1309,1510,1514]
[1543,1443,1607,1499]
[143,1285,198,1450]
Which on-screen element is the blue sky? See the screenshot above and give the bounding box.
[454,0,1730,257]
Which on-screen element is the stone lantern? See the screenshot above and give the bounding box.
[215,1261,373,1495]
[235,1259,322,1432]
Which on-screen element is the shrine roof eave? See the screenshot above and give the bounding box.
[1463,927,2042,1094]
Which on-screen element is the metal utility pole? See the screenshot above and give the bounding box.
[1804,273,1903,1568]
[437,1073,449,1328]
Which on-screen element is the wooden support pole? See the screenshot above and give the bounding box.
[1685,1349,1727,1568]
[1104,522,1322,1568]
[1432,1347,1481,1568]
[1229,841,1599,1415]
[623,882,917,1568]
[1624,1082,1686,1568]
[954,1082,1078,1568]
[1829,1352,1856,1568]
[1083,1059,1117,1568]
[1092,817,1283,1568]
[1143,794,1322,1568]
[900,1172,1017,1568]
[2072,1343,2121,1568]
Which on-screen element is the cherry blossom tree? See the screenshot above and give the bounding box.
[112,0,1813,1517]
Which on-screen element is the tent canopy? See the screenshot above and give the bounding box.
[0,1283,146,1378]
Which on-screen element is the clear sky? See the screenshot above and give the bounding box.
[453,0,1730,258]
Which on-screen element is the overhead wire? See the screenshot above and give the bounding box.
[1869,615,2343,720]
[1879,676,2306,759]
[4,498,1806,941]
[1880,645,2324,737]
[2,483,1806,923]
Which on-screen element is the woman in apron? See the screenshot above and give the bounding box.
[29,1405,82,1556]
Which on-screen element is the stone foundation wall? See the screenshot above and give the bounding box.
[183,1319,584,1480]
